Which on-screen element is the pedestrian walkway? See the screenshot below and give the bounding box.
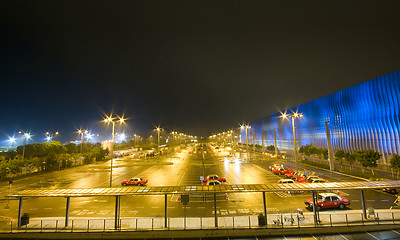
[1,209,399,233]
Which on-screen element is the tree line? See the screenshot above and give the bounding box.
[0,141,108,181]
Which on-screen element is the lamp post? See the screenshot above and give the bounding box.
[8,137,16,151]
[45,131,59,142]
[155,127,162,148]
[18,131,31,159]
[77,129,88,154]
[281,112,303,162]
[104,115,125,187]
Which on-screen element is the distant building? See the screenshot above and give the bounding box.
[246,70,400,164]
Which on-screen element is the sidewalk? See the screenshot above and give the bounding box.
[1,209,399,233]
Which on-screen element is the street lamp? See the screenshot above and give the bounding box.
[18,131,31,159]
[281,111,303,162]
[77,129,88,154]
[45,131,59,142]
[104,115,125,187]
[154,127,163,148]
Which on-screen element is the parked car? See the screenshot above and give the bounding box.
[202,180,228,186]
[121,177,148,186]
[203,174,226,183]
[273,166,293,175]
[276,179,298,184]
[306,175,321,182]
[382,188,398,194]
[304,193,350,211]
[309,178,329,183]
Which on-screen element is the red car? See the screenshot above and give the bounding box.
[203,174,226,183]
[273,166,293,175]
[121,177,148,186]
[305,193,350,211]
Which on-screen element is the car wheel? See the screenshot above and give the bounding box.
[317,205,322,211]
[122,183,127,186]
[339,203,345,210]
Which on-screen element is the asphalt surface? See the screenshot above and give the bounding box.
[0,143,398,221]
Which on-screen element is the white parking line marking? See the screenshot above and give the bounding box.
[392,230,400,235]
[339,233,349,239]
[367,232,379,239]
[381,200,389,201]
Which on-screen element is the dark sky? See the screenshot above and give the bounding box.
[1,0,400,143]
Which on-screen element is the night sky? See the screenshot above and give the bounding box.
[1,1,400,143]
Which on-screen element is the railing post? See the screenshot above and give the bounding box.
[345,214,348,226]
[164,194,168,228]
[10,220,12,233]
[214,192,218,228]
[360,190,367,219]
[233,216,235,229]
[56,220,58,232]
[87,219,90,232]
[152,218,154,231]
[377,213,379,224]
[71,220,74,232]
[330,214,332,227]
[65,197,70,227]
[103,219,106,232]
[249,215,251,229]
[392,212,395,224]
[135,218,138,231]
[200,216,202,230]
[297,214,300,228]
[40,220,42,233]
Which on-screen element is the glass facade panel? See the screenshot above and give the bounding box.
[243,70,400,163]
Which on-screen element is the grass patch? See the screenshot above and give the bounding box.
[301,159,330,170]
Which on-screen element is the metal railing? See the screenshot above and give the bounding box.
[1,210,399,233]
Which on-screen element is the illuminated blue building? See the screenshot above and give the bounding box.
[245,70,400,164]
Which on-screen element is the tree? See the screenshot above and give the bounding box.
[266,145,276,151]
[344,152,355,171]
[390,154,400,179]
[353,150,380,175]
[335,150,345,168]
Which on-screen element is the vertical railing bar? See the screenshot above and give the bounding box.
[135,218,138,231]
[248,215,251,229]
[87,219,90,232]
[103,219,106,232]
[56,220,58,232]
[345,214,348,226]
[330,214,332,227]
[152,218,154,231]
[200,216,202,230]
[297,212,300,228]
[377,212,379,224]
[71,220,74,232]
[392,212,395,224]
[168,217,170,230]
[233,216,235,229]
[40,220,43,233]
[10,220,13,233]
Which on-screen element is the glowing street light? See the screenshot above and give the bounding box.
[154,127,163,148]
[77,129,88,153]
[18,131,31,159]
[45,131,59,142]
[104,114,125,187]
[281,111,303,162]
